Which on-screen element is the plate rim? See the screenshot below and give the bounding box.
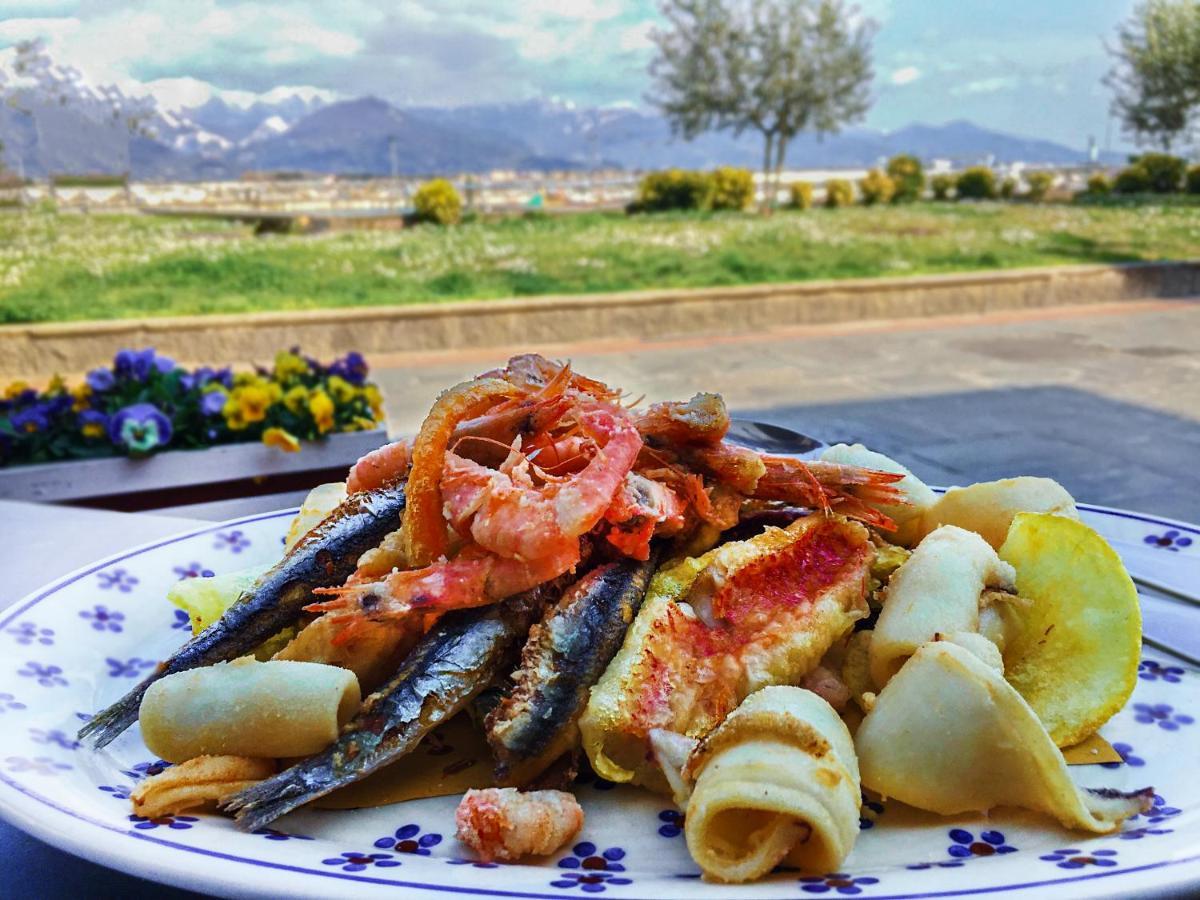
[1,502,1198,900]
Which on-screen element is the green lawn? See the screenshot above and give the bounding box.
[2,202,1198,324]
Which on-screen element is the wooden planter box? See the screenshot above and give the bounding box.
[0,429,387,512]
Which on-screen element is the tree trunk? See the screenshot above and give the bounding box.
[772,135,790,208]
[761,131,775,211]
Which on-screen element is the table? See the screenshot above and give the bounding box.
[1,497,1196,899]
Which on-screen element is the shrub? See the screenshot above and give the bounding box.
[955,167,997,200]
[1025,171,1054,202]
[885,154,925,202]
[858,169,895,206]
[413,178,463,225]
[790,181,814,210]
[931,174,954,200]
[636,169,714,212]
[1086,173,1111,195]
[1187,165,1200,195]
[825,179,854,208]
[1000,177,1017,200]
[1131,153,1186,193]
[709,166,755,210]
[1113,165,1152,194]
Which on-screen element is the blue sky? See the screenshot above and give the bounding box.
[0,1,1137,150]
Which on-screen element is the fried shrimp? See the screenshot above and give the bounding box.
[402,378,522,569]
[455,788,584,862]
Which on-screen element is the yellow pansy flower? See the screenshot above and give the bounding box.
[71,384,93,411]
[352,415,379,431]
[4,380,30,400]
[362,384,384,416]
[283,384,310,414]
[47,374,67,394]
[262,427,301,453]
[223,382,279,430]
[81,421,106,439]
[273,351,308,382]
[327,375,357,405]
[309,389,335,434]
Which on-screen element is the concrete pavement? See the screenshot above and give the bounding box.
[373,298,1200,523]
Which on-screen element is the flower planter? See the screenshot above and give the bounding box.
[0,429,386,512]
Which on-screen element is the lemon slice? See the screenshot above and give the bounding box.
[998,512,1141,748]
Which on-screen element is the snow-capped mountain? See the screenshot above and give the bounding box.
[0,43,1118,181]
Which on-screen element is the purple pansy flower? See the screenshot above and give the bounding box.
[200,391,226,416]
[331,351,369,385]
[109,403,172,454]
[86,368,116,392]
[10,404,51,433]
[78,409,109,436]
[113,348,174,381]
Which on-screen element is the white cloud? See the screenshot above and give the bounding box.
[618,20,655,52]
[953,76,1020,95]
[890,66,920,85]
[0,16,81,42]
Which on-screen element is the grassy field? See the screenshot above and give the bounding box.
[1,202,1198,324]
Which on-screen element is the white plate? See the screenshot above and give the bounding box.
[0,504,1197,900]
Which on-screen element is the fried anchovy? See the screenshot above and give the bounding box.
[486,550,659,785]
[79,480,408,749]
[224,578,561,832]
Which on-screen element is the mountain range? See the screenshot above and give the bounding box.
[0,59,1119,180]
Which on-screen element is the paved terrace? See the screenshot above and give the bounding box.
[373,298,1200,523]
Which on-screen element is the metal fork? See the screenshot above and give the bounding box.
[726,418,1200,667]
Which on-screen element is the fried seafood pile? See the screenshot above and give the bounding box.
[78,354,1149,882]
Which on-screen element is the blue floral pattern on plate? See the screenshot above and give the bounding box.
[1144,530,1193,551]
[552,843,632,892]
[1039,848,1119,869]
[798,873,880,895]
[1133,703,1194,730]
[373,823,442,855]
[0,503,1195,900]
[7,622,54,646]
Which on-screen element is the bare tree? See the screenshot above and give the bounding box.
[1105,0,1200,152]
[650,0,875,205]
